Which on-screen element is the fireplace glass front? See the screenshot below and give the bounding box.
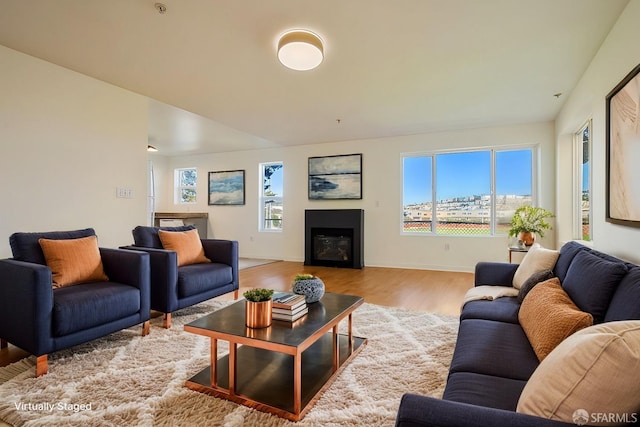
[311,228,353,267]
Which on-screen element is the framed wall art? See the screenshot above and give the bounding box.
[308,153,362,200]
[208,170,245,205]
[606,63,640,227]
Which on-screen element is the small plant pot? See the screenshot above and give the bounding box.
[518,231,535,246]
[245,299,272,328]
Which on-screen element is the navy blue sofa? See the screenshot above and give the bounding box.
[395,241,640,427]
[124,225,239,328]
[0,228,150,376]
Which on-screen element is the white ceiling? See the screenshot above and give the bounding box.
[0,0,630,156]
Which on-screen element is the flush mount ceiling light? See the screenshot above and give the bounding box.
[277,30,324,71]
[147,145,158,152]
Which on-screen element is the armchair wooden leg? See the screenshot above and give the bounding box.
[36,355,48,377]
[234,290,239,300]
[142,321,150,336]
[163,313,172,329]
[1,338,7,349]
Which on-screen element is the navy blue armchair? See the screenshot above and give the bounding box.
[0,228,150,376]
[124,225,239,328]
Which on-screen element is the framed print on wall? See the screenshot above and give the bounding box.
[208,170,245,205]
[606,62,640,227]
[308,153,362,200]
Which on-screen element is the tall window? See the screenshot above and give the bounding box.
[576,121,592,241]
[174,167,197,204]
[260,162,283,231]
[402,148,534,235]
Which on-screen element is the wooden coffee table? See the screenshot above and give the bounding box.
[184,292,366,421]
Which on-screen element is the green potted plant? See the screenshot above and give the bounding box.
[243,288,274,328]
[508,205,554,246]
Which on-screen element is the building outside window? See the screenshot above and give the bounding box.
[174,167,197,204]
[402,147,534,235]
[576,121,592,241]
[260,162,283,231]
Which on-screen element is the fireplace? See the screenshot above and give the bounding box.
[305,209,364,269]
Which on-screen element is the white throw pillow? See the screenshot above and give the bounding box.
[512,244,559,289]
[516,321,640,425]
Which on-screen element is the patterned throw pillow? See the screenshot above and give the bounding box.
[519,278,593,361]
[517,269,555,303]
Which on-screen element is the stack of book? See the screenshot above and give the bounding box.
[272,292,308,322]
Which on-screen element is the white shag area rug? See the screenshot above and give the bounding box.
[0,300,458,426]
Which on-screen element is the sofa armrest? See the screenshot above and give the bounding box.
[474,262,519,287]
[0,259,54,355]
[201,239,238,266]
[395,395,576,427]
[120,246,178,311]
[100,248,149,289]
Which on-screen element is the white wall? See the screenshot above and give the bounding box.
[0,45,149,258]
[555,0,640,263]
[155,121,556,272]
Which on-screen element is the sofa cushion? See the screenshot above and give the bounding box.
[460,297,521,324]
[132,225,195,249]
[158,229,211,267]
[553,240,587,282]
[512,245,559,289]
[562,250,628,323]
[9,228,96,265]
[178,263,233,298]
[517,269,554,303]
[53,282,141,336]
[443,372,527,411]
[39,235,109,288]
[449,319,539,381]
[519,278,593,361]
[517,321,640,424]
[605,267,640,322]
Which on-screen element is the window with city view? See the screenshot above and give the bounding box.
[577,121,591,241]
[402,148,533,235]
[260,162,283,231]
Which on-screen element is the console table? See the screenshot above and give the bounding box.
[154,212,208,238]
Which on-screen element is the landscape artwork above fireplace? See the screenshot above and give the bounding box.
[305,209,364,269]
[308,154,362,200]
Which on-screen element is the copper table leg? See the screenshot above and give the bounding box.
[210,338,218,387]
[229,343,237,396]
[293,352,302,415]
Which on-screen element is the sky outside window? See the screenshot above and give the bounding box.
[404,150,532,204]
[403,156,432,205]
[496,150,532,196]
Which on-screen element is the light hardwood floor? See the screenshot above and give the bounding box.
[0,261,474,368]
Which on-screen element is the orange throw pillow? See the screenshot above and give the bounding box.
[158,229,211,267]
[519,278,593,361]
[39,235,109,288]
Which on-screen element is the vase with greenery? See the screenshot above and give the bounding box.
[292,273,325,303]
[243,288,274,328]
[508,205,554,246]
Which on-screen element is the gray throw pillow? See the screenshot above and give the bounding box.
[518,269,555,303]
